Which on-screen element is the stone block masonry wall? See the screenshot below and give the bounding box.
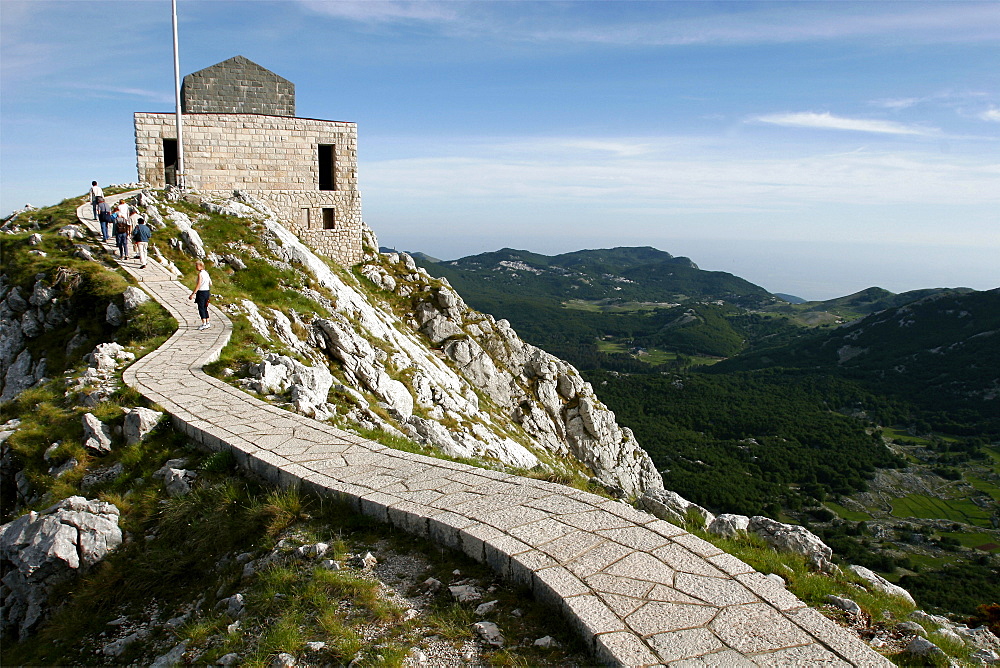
[181,55,295,117]
[135,112,364,266]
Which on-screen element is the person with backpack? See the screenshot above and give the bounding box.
[114,214,131,259]
[95,197,112,241]
[132,217,152,269]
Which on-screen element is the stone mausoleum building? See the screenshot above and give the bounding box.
[134,56,363,265]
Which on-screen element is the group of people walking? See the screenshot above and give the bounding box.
[89,180,210,331]
[90,181,152,269]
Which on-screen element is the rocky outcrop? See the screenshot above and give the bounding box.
[71,342,135,407]
[81,413,112,453]
[123,407,164,445]
[848,564,916,606]
[0,496,122,640]
[640,487,715,527]
[204,192,660,497]
[165,209,205,259]
[0,271,81,402]
[707,513,751,537]
[243,353,334,420]
[122,286,150,311]
[153,458,197,497]
[748,516,836,572]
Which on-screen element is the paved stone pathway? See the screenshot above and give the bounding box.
[75,196,890,666]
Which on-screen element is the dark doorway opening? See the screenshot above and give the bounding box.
[163,139,178,186]
[318,145,336,191]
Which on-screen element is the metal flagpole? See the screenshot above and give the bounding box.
[172,0,185,189]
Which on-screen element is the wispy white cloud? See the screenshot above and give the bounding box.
[66,84,175,105]
[297,0,461,24]
[980,107,1000,123]
[509,3,1000,47]
[870,97,922,110]
[290,1,1000,47]
[751,112,938,136]
[362,137,1000,212]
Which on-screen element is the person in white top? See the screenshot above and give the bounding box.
[89,181,104,220]
[188,260,213,330]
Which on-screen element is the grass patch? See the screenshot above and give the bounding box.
[890,493,992,528]
[939,531,1000,552]
[965,475,1000,504]
[826,501,873,522]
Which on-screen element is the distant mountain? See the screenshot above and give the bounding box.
[423,246,775,307]
[765,286,976,325]
[716,288,1000,433]
[774,293,807,304]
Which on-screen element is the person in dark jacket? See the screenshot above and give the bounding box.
[95,197,111,241]
[132,217,152,269]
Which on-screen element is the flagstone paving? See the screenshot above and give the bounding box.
[77,197,890,666]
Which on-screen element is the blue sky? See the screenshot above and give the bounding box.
[2,1,998,299]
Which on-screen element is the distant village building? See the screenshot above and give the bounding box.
[134,56,363,265]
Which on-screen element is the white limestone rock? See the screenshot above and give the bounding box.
[707,513,751,538]
[122,286,150,311]
[896,621,926,637]
[251,214,661,497]
[82,413,112,453]
[166,209,206,258]
[241,299,272,339]
[123,407,164,445]
[449,584,482,604]
[905,637,947,660]
[826,594,863,617]
[849,564,916,606]
[474,600,499,616]
[270,652,297,668]
[0,496,122,639]
[247,353,333,418]
[57,225,86,240]
[640,488,715,528]
[749,516,835,571]
[268,308,303,352]
[86,342,134,371]
[472,620,504,647]
[74,245,97,262]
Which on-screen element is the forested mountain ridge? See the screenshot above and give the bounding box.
[716,288,1000,435]
[764,286,977,326]
[419,246,775,306]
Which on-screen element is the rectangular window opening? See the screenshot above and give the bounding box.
[322,208,335,230]
[318,144,336,191]
[301,208,311,229]
[163,139,178,186]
